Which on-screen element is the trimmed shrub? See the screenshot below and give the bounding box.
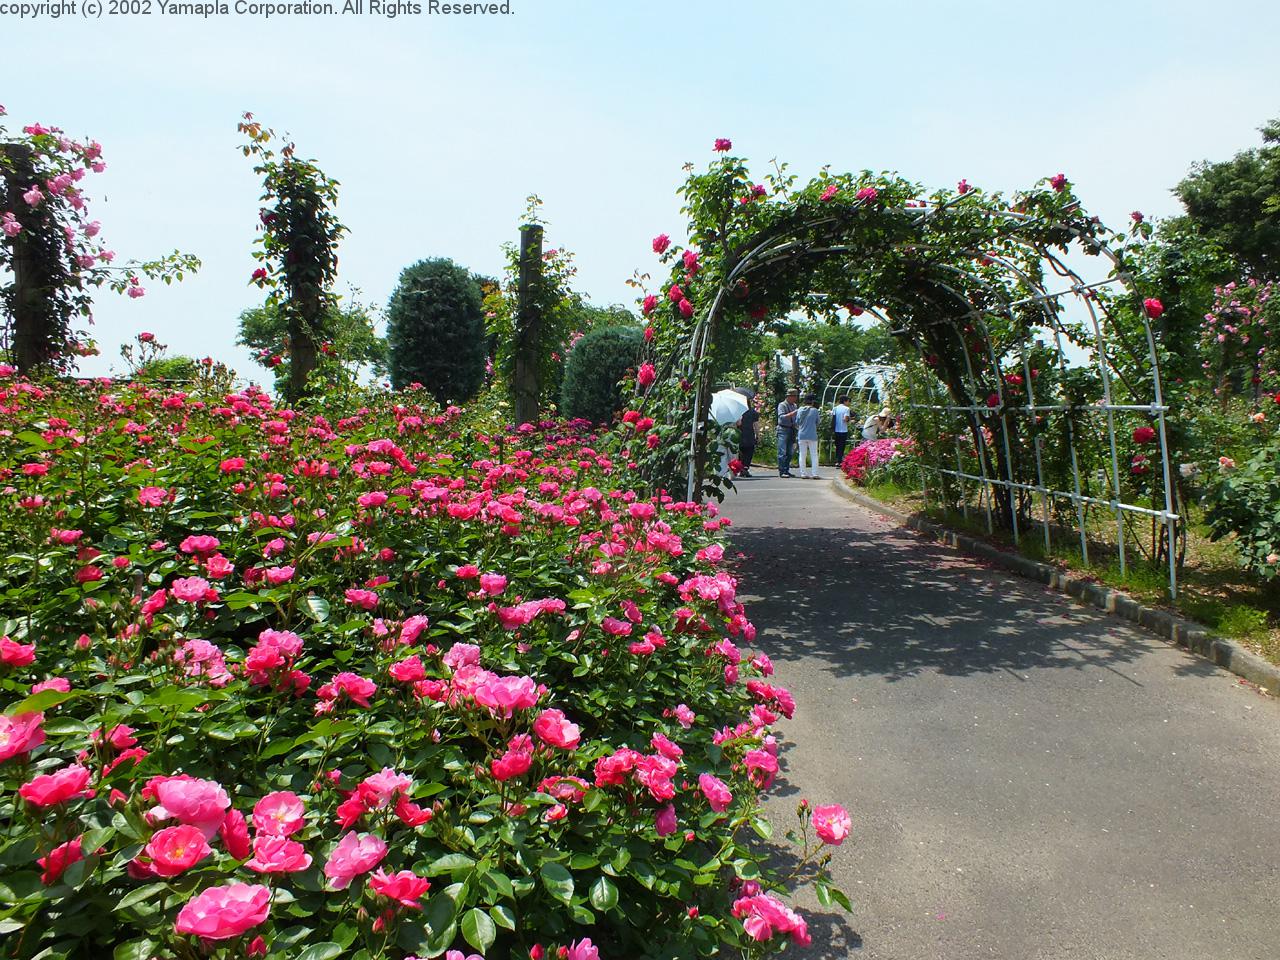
[387,258,487,404]
[561,326,644,424]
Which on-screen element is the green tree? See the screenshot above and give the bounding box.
[386,258,487,404]
[1174,117,1280,279]
[237,299,386,391]
[561,325,644,424]
[240,114,345,403]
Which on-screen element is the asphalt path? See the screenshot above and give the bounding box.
[722,470,1280,960]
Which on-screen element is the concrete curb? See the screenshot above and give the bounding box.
[830,475,1280,696]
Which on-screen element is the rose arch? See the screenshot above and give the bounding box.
[630,149,1181,596]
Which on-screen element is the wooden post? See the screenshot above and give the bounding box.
[514,223,544,425]
[2,142,52,373]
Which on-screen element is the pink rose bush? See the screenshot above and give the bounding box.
[0,377,849,957]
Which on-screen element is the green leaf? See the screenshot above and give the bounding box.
[461,908,496,954]
[113,940,156,960]
[426,853,475,876]
[295,945,344,960]
[114,882,168,913]
[539,861,574,903]
[303,594,331,622]
[489,904,516,931]
[6,688,78,715]
[589,875,618,911]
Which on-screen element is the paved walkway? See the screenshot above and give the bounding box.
[723,471,1280,960]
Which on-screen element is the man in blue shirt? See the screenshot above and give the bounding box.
[795,393,821,479]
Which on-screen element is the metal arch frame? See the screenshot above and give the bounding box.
[820,363,900,412]
[682,198,1181,597]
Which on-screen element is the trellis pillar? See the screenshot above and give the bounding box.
[514,223,544,425]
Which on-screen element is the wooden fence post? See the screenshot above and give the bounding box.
[514,223,544,425]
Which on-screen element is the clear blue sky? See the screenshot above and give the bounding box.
[4,0,1278,380]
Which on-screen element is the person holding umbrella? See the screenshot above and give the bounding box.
[776,388,799,477]
[736,396,759,477]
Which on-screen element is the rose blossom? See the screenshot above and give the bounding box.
[699,773,733,812]
[246,835,312,874]
[369,868,431,909]
[324,832,387,889]
[812,803,851,845]
[0,712,45,762]
[143,825,213,877]
[175,883,271,941]
[252,791,306,837]
[20,763,92,807]
[533,708,581,750]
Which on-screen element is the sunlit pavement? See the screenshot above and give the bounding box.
[724,471,1280,960]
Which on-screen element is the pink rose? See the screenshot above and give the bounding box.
[38,836,83,885]
[137,486,169,507]
[479,572,508,596]
[252,791,306,837]
[146,775,230,837]
[171,576,211,603]
[812,803,851,845]
[20,763,92,807]
[652,234,670,254]
[533,708,581,750]
[175,883,271,941]
[699,773,733,812]
[1143,297,1164,319]
[220,809,251,860]
[369,868,431,909]
[142,825,212,877]
[637,363,656,388]
[713,138,732,152]
[246,835,312,874]
[0,712,45,762]
[655,803,677,836]
[0,636,36,667]
[567,937,600,960]
[324,832,388,889]
[473,674,540,717]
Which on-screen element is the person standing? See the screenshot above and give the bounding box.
[736,401,759,478]
[831,394,852,467]
[795,393,821,479]
[776,388,799,477]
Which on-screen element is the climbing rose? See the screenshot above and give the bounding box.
[567,938,600,960]
[642,294,658,315]
[655,803,677,835]
[652,234,670,254]
[220,809,251,860]
[820,184,838,201]
[1049,173,1067,192]
[713,137,732,151]
[637,363,656,388]
[812,803,851,845]
[1132,426,1156,444]
[174,883,271,941]
[324,832,387,889]
[678,298,694,319]
[855,186,878,201]
[1143,298,1164,319]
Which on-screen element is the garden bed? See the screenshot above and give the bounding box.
[0,375,848,959]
